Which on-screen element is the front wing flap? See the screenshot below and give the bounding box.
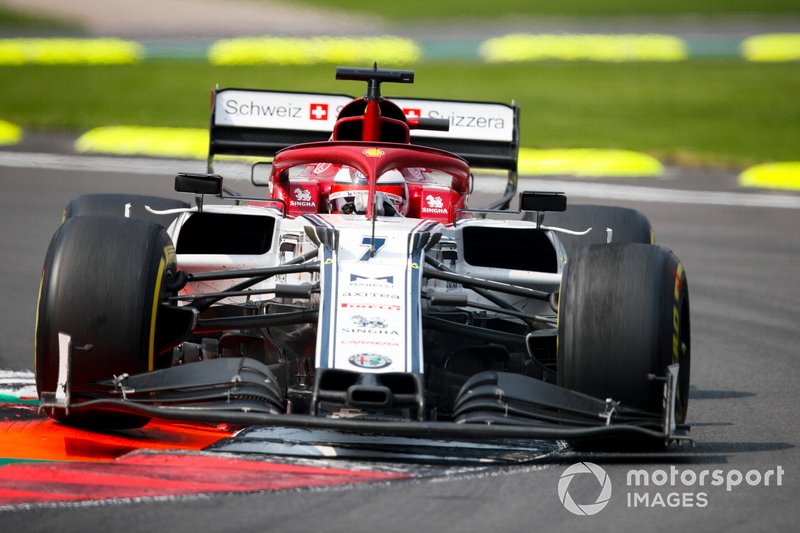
[40,356,689,444]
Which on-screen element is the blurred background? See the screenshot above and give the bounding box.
[0,0,798,178]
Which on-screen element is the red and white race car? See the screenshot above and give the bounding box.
[34,67,691,448]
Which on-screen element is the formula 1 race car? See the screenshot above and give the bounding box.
[34,67,691,448]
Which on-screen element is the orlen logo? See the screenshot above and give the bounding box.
[312,162,333,175]
[558,462,612,516]
[402,107,421,119]
[309,103,328,120]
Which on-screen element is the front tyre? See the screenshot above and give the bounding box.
[63,193,189,227]
[35,216,177,429]
[544,204,653,257]
[558,243,690,426]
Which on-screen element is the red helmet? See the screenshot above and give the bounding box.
[328,166,406,216]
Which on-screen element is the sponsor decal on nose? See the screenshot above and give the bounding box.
[348,353,392,369]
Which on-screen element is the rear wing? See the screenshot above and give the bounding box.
[387,97,519,172]
[209,88,520,208]
[208,88,353,167]
[210,88,518,168]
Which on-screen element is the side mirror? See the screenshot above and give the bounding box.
[175,173,223,195]
[175,173,222,211]
[519,191,566,213]
[250,162,273,188]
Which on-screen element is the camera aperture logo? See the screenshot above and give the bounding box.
[558,462,612,516]
[558,463,784,514]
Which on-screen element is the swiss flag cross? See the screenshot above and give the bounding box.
[403,108,421,119]
[309,103,328,120]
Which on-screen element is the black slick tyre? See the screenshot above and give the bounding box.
[35,216,177,429]
[545,204,653,257]
[557,243,690,442]
[63,193,188,227]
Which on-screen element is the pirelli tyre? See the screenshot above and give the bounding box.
[35,216,177,429]
[544,204,653,257]
[63,193,189,228]
[557,243,690,443]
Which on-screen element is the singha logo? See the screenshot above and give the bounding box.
[351,315,388,329]
[425,195,444,209]
[294,188,312,201]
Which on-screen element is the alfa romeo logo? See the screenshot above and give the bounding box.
[558,462,612,516]
[348,353,392,369]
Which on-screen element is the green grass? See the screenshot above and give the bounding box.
[0,61,797,167]
[288,0,800,20]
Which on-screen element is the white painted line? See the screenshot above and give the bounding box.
[0,150,254,181]
[1,150,204,175]
[476,177,800,210]
[2,150,800,210]
[0,369,35,382]
[0,369,36,400]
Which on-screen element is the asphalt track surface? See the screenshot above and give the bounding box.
[0,150,799,531]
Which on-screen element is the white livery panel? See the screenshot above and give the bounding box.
[313,216,436,374]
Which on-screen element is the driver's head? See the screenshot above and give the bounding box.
[328,166,406,216]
